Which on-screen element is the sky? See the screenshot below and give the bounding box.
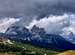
[0,0,75,34]
[0,0,75,18]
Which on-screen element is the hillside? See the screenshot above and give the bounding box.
[0,40,59,55]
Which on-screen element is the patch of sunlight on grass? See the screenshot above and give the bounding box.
[57,50,75,55]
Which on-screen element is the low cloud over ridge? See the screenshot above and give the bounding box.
[26,14,75,34]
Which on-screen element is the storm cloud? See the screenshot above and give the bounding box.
[0,0,75,19]
[0,0,75,33]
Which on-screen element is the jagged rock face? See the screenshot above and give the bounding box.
[5,25,30,36]
[31,25,46,35]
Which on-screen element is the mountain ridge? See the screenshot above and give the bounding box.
[0,25,75,51]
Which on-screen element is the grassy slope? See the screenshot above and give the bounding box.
[1,41,75,55]
[0,52,16,55]
[57,50,75,55]
[13,42,60,55]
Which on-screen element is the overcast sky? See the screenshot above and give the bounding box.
[0,0,75,34]
[0,0,75,18]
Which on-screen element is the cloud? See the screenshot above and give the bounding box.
[0,0,75,33]
[62,14,75,35]
[0,0,75,20]
[0,18,20,33]
[26,14,71,34]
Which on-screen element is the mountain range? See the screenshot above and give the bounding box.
[0,25,75,51]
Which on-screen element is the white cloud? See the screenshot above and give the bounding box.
[62,14,75,35]
[0,18,20,33]
[0,13,75,35]
[26,14,70,34]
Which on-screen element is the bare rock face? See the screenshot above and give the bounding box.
[6,25,30,36]
[31,25,46,35]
